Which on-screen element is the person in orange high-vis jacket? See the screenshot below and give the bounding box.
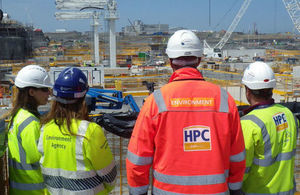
[126,30,246,195]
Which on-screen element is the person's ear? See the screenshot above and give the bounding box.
[28,88,35,97]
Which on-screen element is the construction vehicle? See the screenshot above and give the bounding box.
[86,88,140,112]
[86,88,140,138]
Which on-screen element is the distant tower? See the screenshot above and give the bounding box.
[253,22,258,35]
[105,0,119,68]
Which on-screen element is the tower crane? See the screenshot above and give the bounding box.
[281,0,300,33]
[204,0,300,59]
[203,0,252,58]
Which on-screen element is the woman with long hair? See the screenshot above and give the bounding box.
[38,67,117,195]
[4,65,52,195]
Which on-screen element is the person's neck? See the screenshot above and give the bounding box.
[24,103,40,118]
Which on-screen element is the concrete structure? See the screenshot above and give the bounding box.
[223,49,266,59]
[122,20,169,35]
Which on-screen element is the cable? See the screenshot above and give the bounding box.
[213,0,239,31]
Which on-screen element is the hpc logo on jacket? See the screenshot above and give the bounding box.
[183,125,211,151]
[272,112,288,131]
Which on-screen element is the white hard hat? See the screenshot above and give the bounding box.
[15,65,53,88]
[242,61,276,90]
[166,30,203,58]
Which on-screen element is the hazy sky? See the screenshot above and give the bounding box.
[1,0,298,33]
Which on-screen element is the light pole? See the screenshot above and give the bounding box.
[105,0,119,68]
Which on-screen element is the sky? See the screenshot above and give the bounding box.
[1,0,298,34]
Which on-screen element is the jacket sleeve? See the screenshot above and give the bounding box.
[21,119,41,164]
[126,96,156,195]
[241,120,255,180]
[84,123,117,193]
[228,97,246,190]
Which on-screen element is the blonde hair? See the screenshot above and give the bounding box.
[41,98,89,136]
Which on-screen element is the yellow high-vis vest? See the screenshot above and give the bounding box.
[241,104,298,195]
[38,119,117,195]
[8,108,48,195]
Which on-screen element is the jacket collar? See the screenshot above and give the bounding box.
[242,99,275,116]
[169,67,204,82]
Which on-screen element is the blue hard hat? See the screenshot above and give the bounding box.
[53,67,89,102]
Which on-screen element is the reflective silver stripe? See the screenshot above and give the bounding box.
[42,166,97,179]
[43,174,105,192]
[18,116,39,164]
[8,158,40,170]
[228,181,242,190]
[48,184,104,195]
[294,114,299,138]
[96,160,117,184]
[225,169,229,177]
[153,170,226,185]
[10,180,45,191]
[241,115,271,163]
[245,187,295,195]
[245,167,251,174]
[38,126,45,164]
[42,161,117,182]
[253,149,296,167]
[96,159,116,176]
[153,89,167,113]
[129,185,149,195]
[242,115,296,167]
[9,116,40,170]
[76,120,89,171]
[230,150,245,162]
[219,87,229,113]
[153,186,230,195]
[127,150,153,165]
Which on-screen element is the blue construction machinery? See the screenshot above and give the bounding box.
[86,88,140,113]
[85,88,141,138]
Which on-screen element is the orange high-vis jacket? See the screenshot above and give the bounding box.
[126,68,245,195]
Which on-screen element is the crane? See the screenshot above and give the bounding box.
[281,0,300,33]
[203,0,252,58]
[214,0,252,49]
[127,18,139,35]
[204,0,300,59]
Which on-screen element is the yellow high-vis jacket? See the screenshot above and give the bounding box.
[8,108,47,195]
[38,119,117,195]
[241,104,298,194]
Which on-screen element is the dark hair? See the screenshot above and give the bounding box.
[249,88,273,100]
[41,98,89,137]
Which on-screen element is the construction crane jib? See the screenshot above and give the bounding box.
[214,0,252,50]
[203,0,252,58]
[204,0,300,59]
[281,0,300,33]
